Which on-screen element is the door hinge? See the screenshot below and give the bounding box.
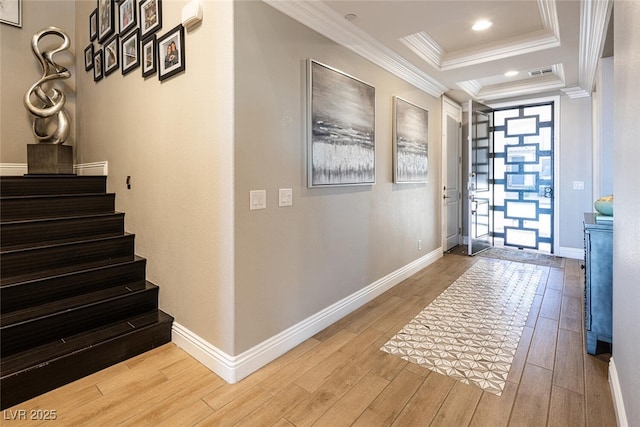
[459,227,462,235]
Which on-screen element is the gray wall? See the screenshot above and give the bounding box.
[613,1,640,424]
[233,1,442,353]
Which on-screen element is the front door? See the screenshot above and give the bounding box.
[492,102,555,253]
[467,100,493,255]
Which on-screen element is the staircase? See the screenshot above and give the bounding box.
[0,175,173,410]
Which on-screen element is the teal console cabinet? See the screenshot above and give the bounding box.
[583,213,613,354]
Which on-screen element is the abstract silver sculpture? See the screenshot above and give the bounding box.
[24,27,71,144]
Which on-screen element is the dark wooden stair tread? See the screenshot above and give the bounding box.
[0,212,125,249]
[0,175,107,197]
[0,229,130,253]
[1,281,152,327]
[0,175,173,409]
[1,256,144,288]
[0,310,173,376]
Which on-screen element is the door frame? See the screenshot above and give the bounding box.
[489,95,561,255]
[441,96,463,251]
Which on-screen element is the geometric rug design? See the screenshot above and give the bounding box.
[381,259,543,395]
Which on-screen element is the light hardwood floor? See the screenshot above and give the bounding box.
[4,254,617,426]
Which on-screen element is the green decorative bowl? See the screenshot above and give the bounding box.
[594,196,614,216]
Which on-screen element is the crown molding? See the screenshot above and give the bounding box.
[262,0,448,97]
[579,0,613,94]
[401,0,560,72]
[561,86,591,99]
[458,64,566,101]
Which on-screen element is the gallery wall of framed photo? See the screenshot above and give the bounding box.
[85,0,185,83]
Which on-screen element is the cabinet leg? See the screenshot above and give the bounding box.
[586,332,597,354]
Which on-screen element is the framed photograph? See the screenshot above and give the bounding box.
[139,0,162,38]
[103,34,119,76]
[0,0,21,27]
[93,50,104,82]
[141,34,157,78]
[84,44,95,71]
[89,8,98,41]
[119,0,137,35]
[393,97,429,183]
[98,0,115,43]
[121,29,140,75]
[307,59,375,187]
[157,24,185,81]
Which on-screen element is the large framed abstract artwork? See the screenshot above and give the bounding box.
[308,59,375,187]
[393,96,429,183]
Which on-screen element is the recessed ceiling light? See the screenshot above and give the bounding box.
[505,70,519,77]
[345,13,357,21]
[472,20,493,31]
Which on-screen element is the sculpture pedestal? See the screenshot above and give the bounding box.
[27,144,74,175]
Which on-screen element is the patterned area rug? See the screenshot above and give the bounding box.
[381,259,543,396]
[447,245,564,268]
[478,247,564,268]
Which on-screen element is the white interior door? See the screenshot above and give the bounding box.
[442,98,462,251]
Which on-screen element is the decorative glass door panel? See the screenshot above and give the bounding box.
[492,103,554,253]
[467,101,493,255]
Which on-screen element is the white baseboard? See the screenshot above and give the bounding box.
[609,357,629,427]
[0,162,108,176]
[0,163,28,176]
[172,247,443,384]
[74,161,108,176]
[556,246,584,260]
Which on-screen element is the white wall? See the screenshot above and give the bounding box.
[612,1,640,425]
[233,0,442,353]
[74,0,236,354]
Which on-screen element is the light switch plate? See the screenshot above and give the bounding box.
[279,188,293,207]
[250,190,266,210]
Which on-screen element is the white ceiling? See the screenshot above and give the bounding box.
[263,0,613,104]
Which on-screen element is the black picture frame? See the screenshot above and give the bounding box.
[89,8,98,41]
[84,44,95,71]
[139,0,162,39]
[157,24,185,81]
[94,50,104,82]
[121,29,140,75]
[97,0,115,43]
[103,34,119,76]
[141,34,157,78]
[119,0,137,35]
[307,59,376,187]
